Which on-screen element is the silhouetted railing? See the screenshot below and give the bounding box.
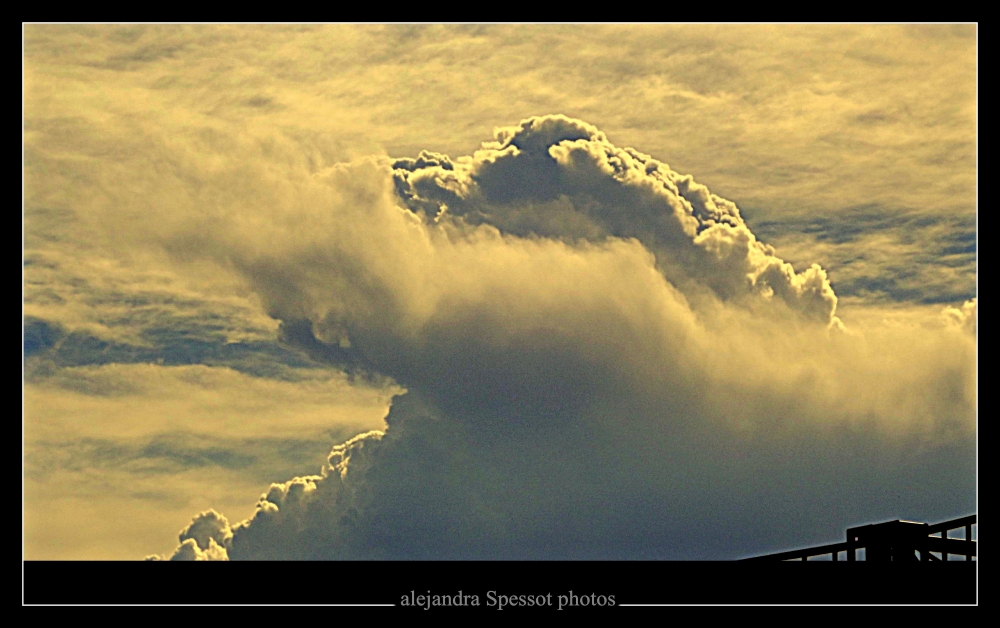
[743,514,977,561]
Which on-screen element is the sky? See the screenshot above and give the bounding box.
[23,24,976,560]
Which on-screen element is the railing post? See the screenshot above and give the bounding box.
[966,523,973,561]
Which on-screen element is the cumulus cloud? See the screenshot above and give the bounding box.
[23,361,396,559]
[393,115,839,324]
[943,298,977,334]
[147,116,975,560]
[146,510,232,561]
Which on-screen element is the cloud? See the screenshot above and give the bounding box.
[943,298,977,334]
[392,115,839,324]
[144,115,975,560]
[23,361,397,559]
[747,206,976,305]
[172,509,233,560]
[25,25,975,312]
[22,25,974,560]
[146,510,232,561]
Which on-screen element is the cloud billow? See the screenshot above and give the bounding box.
[393,115,839,325]
[155,116,975,560]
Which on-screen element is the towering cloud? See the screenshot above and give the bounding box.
[393,115,839,325]
[154,116,975,560]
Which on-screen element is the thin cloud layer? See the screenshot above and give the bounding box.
[151,116,975,560]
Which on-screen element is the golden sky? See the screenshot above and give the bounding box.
[23,24,976,560]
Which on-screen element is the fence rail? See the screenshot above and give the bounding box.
[743,514,977,562]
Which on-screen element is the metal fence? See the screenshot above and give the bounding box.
[743,514,977,561]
